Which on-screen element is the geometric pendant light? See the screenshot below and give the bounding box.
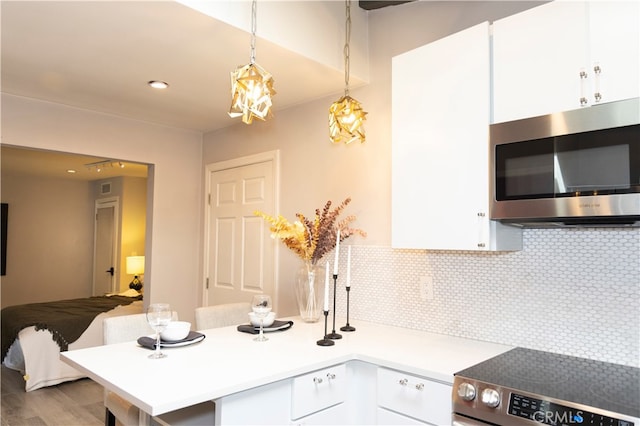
[228,0,276,124]
[329,0,367,144]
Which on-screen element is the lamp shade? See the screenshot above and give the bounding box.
[329,95,367,144]
[126,256,145,275]
[229,62,275,124]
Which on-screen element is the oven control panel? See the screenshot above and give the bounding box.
[509,393,635,426]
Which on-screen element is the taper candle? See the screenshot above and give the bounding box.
[324,261,330,311]
[346,245,351,288]
[333,229,340,275]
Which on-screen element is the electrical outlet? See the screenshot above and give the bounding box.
[419,276,434,301]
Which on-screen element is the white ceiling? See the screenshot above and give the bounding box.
[1,1,359,134]
[1,146,149,181]
[1,1,374,179]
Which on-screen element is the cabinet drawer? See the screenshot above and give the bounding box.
[377,407,427,425]
[291,364,347,420]
[377,367,451,425]
[292,402,347,425]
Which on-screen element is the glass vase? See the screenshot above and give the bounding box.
[295,261,325,323]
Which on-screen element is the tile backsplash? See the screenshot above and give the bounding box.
[337,228,640,367]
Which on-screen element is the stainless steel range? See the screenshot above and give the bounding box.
[452,348,640,426]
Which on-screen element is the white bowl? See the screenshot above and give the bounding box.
[160,321,191,341]
[248,311,275,327]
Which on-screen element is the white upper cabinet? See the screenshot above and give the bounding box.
[493,1,640,123]
[391,22,522,251]
[587,1,640,106]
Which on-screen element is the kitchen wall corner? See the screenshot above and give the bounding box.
[336,227,640,367]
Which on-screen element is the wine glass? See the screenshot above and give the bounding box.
[251,295,272,342]
[146,303,172,359]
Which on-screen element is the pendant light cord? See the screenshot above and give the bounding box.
[344,0,351,96]
[250,0,257,64]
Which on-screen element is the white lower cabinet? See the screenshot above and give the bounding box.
[291,402,348,425]
[376,367,452,426]
[376,407,428,425]
[216,362,452,425]
[291,364,347,421]
[215,378,292,425]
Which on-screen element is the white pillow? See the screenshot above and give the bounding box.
[116,289,141,298]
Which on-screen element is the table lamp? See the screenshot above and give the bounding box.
[126,255,144,291]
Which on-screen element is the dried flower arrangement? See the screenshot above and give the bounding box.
[254,197,366,265]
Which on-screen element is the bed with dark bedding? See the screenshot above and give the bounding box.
[2,291,143,391]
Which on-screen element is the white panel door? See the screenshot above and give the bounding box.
[93,199,118,295]
[206,156,276,306]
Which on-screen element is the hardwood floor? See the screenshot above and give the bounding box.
[1,365,105,426]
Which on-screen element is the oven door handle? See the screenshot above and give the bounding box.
[452,413,492,426]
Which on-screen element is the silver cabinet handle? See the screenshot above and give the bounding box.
[477,212,487,249]
[593,63,602,103]
[399,378,424,390]
[314,372,336,384]
[579,68,588,105]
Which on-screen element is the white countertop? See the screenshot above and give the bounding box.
[61,317,512,416]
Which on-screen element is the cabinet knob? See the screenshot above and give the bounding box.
[398,378,424,390]
[313,377,323,384]
[326,373,336,380]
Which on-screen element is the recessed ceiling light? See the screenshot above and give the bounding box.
[67,169,77,174]
[148,80,169,89]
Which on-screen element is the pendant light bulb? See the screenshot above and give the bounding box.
[329,95,366,144]
[329,0,367,144]
[228,0,275,124]
[229,62,275,124]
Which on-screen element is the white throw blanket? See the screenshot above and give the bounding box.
[4,300,143,391]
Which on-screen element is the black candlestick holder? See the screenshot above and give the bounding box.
[316,310,334,346]
[340,286,356,332]
[326,274,342,340]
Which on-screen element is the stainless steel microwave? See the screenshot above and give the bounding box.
[490,98,640,227]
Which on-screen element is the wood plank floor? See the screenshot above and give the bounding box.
[1,365,105,426]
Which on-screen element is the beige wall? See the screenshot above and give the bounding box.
[119,177,147,292]
[1,94,203,322]
[202,1,545,317]
[0,1,545,319]
[1,173,94,306]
